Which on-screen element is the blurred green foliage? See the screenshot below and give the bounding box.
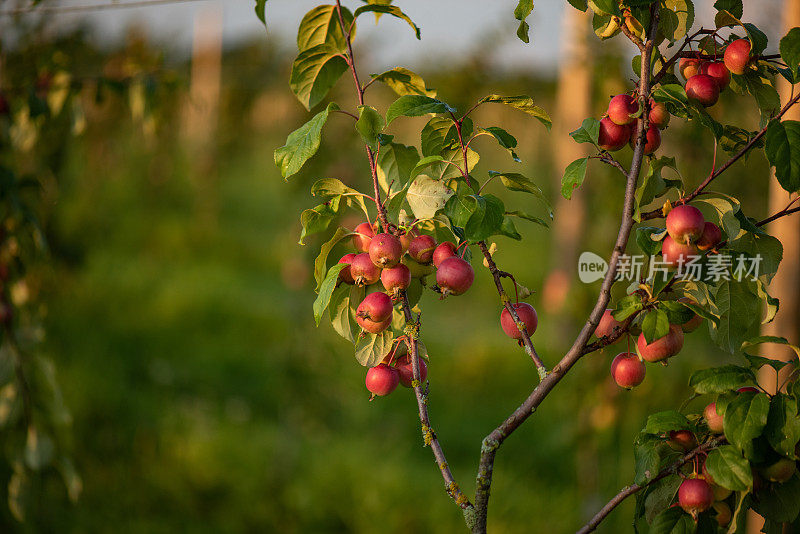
[0,22,779,533]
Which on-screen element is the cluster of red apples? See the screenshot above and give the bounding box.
[598,38,753,155]
[662,204,722,267]
[337,222,475,397]
[657,386,799,525]
[598,94,668,153]
[680,38,752,108]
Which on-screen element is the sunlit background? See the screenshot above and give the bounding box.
[0,0,796,532]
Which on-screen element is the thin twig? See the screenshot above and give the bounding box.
[577,437,726,534]
[640,91,800,221]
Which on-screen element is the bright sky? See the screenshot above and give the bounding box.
[9,0,786,74]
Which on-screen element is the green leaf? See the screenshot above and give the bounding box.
[353,4,421,39]
[635,156,682,220]
[254,0,267,26]
[289,44,349,110]
[649,506,694,534]
[567,0,588,11]
[561,157,589,200]
[636,227,665,256]
[713,0,742,19]
[689,365,756,394]
[329,285,363,343]
[420,116,462,157]
[780,27,800,78]
[376,143,419,192]
[659,0,695,42]
[712,278,760,353]
[386,95,455,125]
[569,118,600,146]
[634,434,673,485]
[275,102,340,179]
[313,264,348,325]
[299,198,340,245]
[311,177,370,217]
[659,300,696,327]
[766,394,800,457]
[705,445,753,491]
[614,294,644,321]
[693,194,740,243]
[314,227,353,290]
[728,231,783,283]
[355,105,385,151]
[742,336,800,371]
[476,95,552,130]
[464,194,505,242]
[591,0,621,16]
[370,67,436,97]
[724,392,770,456]
[479,127,520,162]
[513,0,534,43]
[296,5,351,52]
[644,410,691,435]
[489,171,553,219]
[765,119,800,193]
[642,309,670,344]
[644,475,681,523]
[751,474,800,523]
[653,84,689,107]
[506,210,550,229]
[355,331,395,367]
[406,176,454,219]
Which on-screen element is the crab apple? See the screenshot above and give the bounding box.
[598,117,632,151]
[337,253,357,284]
[678,478,714,517]
[409,234,437,264]
[685,74,720,107]
[350,253,381,286]
[737,386,759,393]
[607,94,639,125]
[369,233,403,268]
[436,256,474,297]
[630,124,661,154]
[679,57,702,79]
[696,222,722,251]
[704,402,724,433]
[398,229,416,253]
[637,324,684,362]
[724,38,752,75]
[668,430,698,452]
[610,352,646,389]
[700,61,731,91]
[357,291,393,322]
[678,297,703,332]
[667,205,705,245]
[649,99,670,129]
[402,256,435,278]
[761,457,797,483]
[381,264,411,294]
[395,354,428,388]
[661,235,700,267]
[432,241,457,268]
[352,222,375,253]
[365,364,400,396]
[357,314,392,334]
[595,308,623,339]
[500,302,538,340]
[712,501,732,527]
